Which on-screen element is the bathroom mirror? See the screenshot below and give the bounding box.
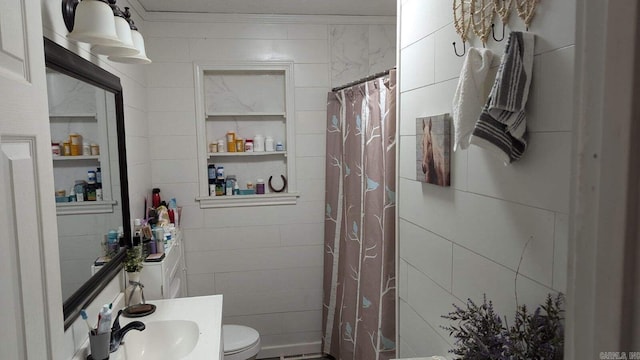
[44,37,131,329]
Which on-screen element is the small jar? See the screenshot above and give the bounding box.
[246,181,254,190]
[62,141,71,156]
[244,139,254,152]
[256,179,265,194]
[235,138,244,152]
[90,143,100,155]
[265,136,275,152]
[276,142,284,151]
[217,139,225,152]
[209,143,218,153]
[51,142,60,156]
[83,142,91,156]
[87,170,97,183]
[69,133,82,156]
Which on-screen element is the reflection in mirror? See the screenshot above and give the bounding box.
[44,37,131,330]
[46,69,123,300]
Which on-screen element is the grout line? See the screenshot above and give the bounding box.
[399,217,556,292]
[405,259,456,300]
[400,21,451,50]
[400,298,454,346]
[397,176,568,214]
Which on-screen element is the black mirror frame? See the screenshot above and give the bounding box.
[43,37,132,330]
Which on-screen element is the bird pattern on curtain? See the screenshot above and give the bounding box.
[322,70,396,360]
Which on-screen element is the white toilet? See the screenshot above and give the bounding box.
[223,324,261,360]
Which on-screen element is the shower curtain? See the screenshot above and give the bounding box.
[322,70,396,360]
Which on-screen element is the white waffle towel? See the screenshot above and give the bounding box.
[452,47,495,151]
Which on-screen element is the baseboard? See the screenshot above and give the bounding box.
[257,341,322,359]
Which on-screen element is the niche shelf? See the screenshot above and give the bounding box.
[52,155,100,161]
[194,61,298,208]
[207,151,287,158]
[56,200,118,215]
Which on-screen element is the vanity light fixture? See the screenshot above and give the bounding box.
[65,0,121,46]
[91,6,138,56]
[107,10,152,65]
[62,0,151,64]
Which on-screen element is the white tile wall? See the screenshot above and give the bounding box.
[451,245,555,319]
[296,111,328,134]
[148,111,198,136]
[399,301,452,357]
[398,0,574,357]
[400,36,435,92]
[399,219,452,291]
[146,17,395,356]
[553,213,569,292]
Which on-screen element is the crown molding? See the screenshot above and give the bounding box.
[127,0,396,25]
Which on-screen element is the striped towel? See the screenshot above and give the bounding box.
[470,31,535,163]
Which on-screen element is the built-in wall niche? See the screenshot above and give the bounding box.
[194,62,298,208]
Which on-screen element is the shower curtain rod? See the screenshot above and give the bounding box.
[331,67,395,92]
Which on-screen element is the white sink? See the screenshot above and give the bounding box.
[123,320,199,360]
[111,295,223,360]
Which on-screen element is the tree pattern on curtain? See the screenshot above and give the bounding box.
[322,70,396,360]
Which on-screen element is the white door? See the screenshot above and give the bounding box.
[0,0,63,358]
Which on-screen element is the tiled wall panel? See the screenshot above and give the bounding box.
[398,0,575,357]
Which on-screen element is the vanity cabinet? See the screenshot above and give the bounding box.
[47,71,118,215]
[137,230,187,300]
[194,62,298,208]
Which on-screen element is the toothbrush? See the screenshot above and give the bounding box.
[80,310,94,334]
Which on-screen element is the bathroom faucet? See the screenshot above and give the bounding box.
[110,309,145,353]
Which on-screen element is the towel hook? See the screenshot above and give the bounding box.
[492,22,506,42]
[452,41,467,57]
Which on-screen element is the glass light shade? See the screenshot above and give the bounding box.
[91,16,139,56]
[108,30,151,64]
[67,0,121,46]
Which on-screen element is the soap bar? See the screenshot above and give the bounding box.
[128,304,154,314]
[145,253,165,262]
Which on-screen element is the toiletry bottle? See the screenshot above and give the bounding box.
[226,130,236,152]
[133,218,142,236]
[256,179,265,194]
[233,181,240,195]
[226,179,233,196]
[265,136,275,151]
[152,188,161,208]
[74,181,85,202]
[235,138,244,152]
[215,179,225,196]
[253,134,265,152]
[97,305,112,334]
[245,139,253,152]
[86,171,97,201]
[95,167,103,201]
[107,230,119,255]
[208,163,216,196]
